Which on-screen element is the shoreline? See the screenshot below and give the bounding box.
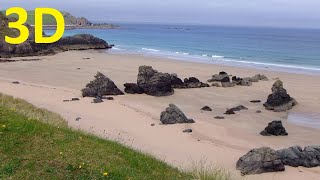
[1,50,320,179]
[109,48,320,76]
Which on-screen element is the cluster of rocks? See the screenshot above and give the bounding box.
[160,104,195,124]
[237,145,320,175]
[260,120,288,136]
[208,72,268,88]
[124,66,209,96]
[264,80,298,112]
[82,72,124,97]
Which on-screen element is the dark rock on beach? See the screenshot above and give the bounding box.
[183,129,193,133]
[160,104,195,124]
[224,105,248,115]
[260,121,288,136]
[82,72,124,97]
[211,82,221,87]
[183,77,210,88]
[12,81,20,84]
[201,106,212,111]
[208,71,229,82]
[92,97,104,103]
[137,66,174,96]
[224,109,235,115]
[264,80,297,112]
[236,147,285,175]
[214,116,225,119]
[170,73,185,88]
[230,105,248,111]
[277,145,320,168]
[250,100,261,103]
[124,83,144,94]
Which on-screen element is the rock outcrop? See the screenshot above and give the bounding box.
[160,104,195,124]
[137,66,174,96]
[264,80,297,112]
[260,121,288,136]
[183,77,210,88]
[0,12,112,58]
[277,145,320,168]
[82,72,124,97]
[236,147,285,175]
[208,72,229,82]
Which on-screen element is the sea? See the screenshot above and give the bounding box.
[47,23,320,75]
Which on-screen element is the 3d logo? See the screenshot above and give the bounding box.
[5,7,65,44]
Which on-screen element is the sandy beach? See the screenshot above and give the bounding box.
[1,50,320,179]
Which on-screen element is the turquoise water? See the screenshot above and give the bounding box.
[47,24,320,74]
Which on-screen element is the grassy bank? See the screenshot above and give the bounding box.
[0,94,233,179]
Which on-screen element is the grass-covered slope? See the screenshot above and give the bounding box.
[0,94,191,179]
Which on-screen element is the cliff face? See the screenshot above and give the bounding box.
[0,12,111,58]
[62,12,92,26]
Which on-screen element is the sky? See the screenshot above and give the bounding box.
[1,0,320,28]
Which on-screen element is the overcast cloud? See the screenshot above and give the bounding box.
[1,0,320,28]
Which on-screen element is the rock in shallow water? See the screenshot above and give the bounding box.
[260,120,288,136]
[160,104,195,124]
[236,147,285,175]
[82,72,124,97]
[264,80,297,112]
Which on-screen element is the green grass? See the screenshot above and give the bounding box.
[0,93,234,179]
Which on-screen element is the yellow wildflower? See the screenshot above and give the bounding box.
[79,165,82,169]
[59,152,63,155]
[2,125,5,128]
[103,172,108,176]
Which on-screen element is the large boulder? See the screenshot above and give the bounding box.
[160,104,195,124]
[207,71,229,82]
[124,83,144,94]
[236,147,285,175]
[277,146,320,168]
[82,72,124,97]
[264,80,297,112]
[260,121,288,136]
[137,66,174,96]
